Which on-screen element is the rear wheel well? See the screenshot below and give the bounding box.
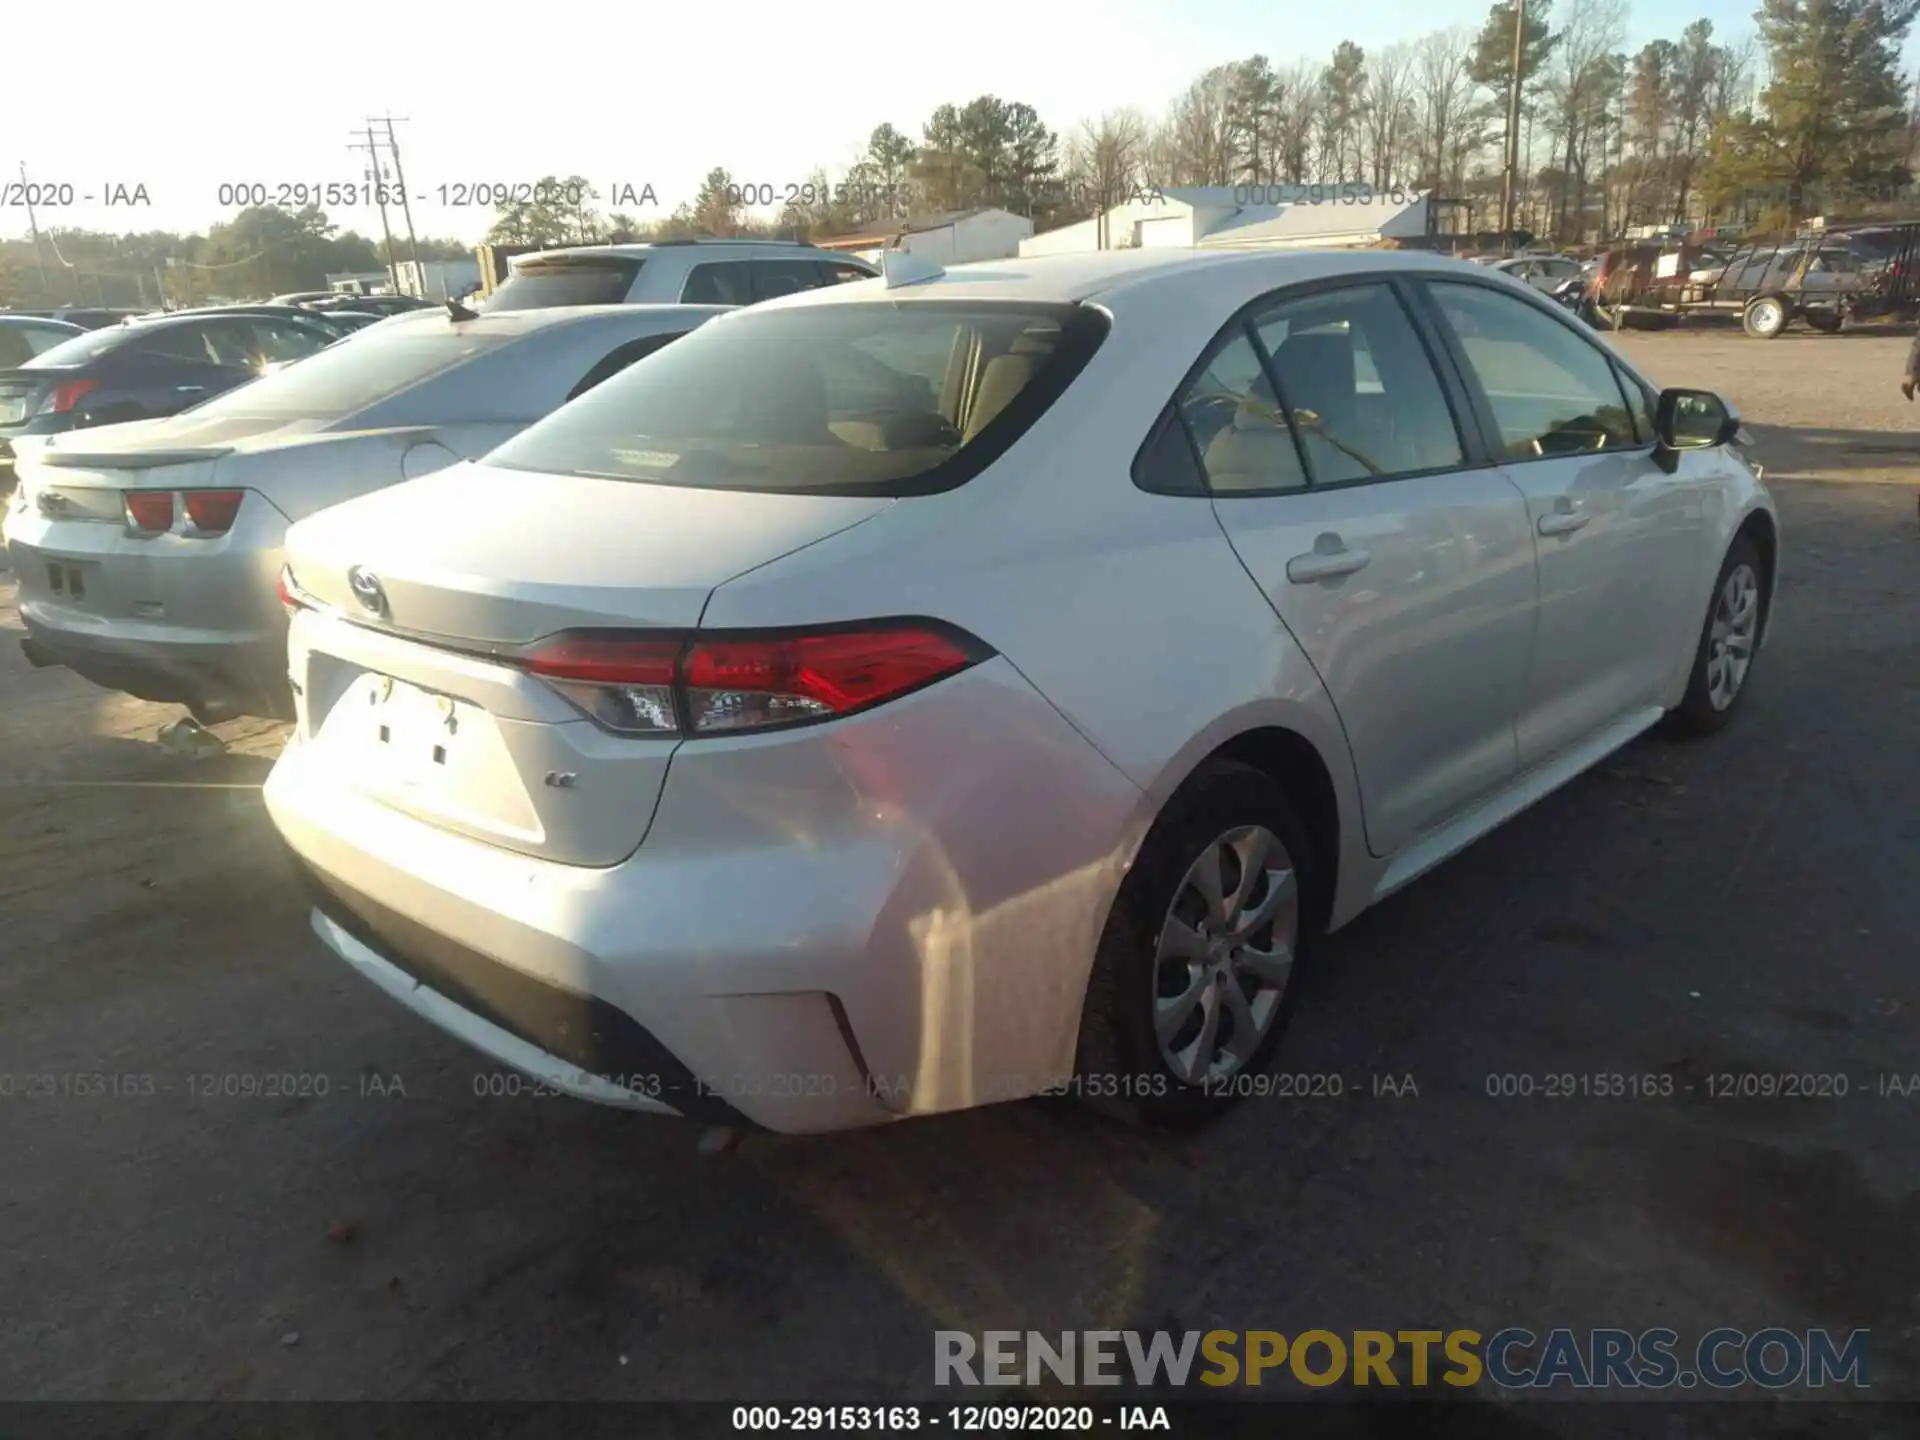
[1736,509,1778,640]
[1210,728,1340,934]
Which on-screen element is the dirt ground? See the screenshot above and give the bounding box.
[2,326,1918,1426]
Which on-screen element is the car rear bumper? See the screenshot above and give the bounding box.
[16,606,293,720]
[263,657,1146,1134]
[6,520,294,720]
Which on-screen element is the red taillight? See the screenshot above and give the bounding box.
[44,379,100,415]
[684,628,975,733]
[276,564,311,615]
[123,490,175,533]
[183,489,244,535]
[518,623,985,737]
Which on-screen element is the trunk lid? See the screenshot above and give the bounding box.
[283,461,894,642]
[283,462,895,865]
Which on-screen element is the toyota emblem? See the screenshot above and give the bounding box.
[346,566,388,616]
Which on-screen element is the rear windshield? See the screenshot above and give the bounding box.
[485,256,643,311]
[485,300,1109,497]
[24,324,140,368]
[181,327,516,420]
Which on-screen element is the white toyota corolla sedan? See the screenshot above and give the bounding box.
[265,247,1778,1134]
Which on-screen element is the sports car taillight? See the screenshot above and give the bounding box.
[123,490,175,533]
[182,489,244,536]
[518,623,991,738]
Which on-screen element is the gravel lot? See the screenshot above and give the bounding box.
[3,326,1917,1426]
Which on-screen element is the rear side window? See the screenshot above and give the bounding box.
[566,330,688,401]
[131,323,225,365]
[680,262,754,305]
[1178,331,1307,494]
[247,318,331,363]
[752,259,827,300]
[485,256,643,311]
[820,261,875,285]
[486,300,1109,497]
[179,325,516,420]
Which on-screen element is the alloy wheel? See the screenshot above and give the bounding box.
[1707,562,1760,710]
[1152,825,1299,1084]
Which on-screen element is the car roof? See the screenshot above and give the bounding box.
[520,240,856,261]
[744,247,1494,310]
[0,314,82,329]
[373,302,735,338]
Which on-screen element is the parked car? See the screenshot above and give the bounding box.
[5,303,728,724]
[0,315,84,367]
[42,307,146,331]
[0,310,339,481]
[134,305,359,346]
[261,249,1779,1135]
[269,291,340,307]
[306,294,435,317]
[482,239,877,311]
[318,310,385,335]
[1488,253,1586,292]
[0,318,87,484]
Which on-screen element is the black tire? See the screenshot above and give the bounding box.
[1668,534,1766,737]
[1072,760,1320,1129]
[1805,307,1842,334]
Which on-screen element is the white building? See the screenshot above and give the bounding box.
[1018,186,1433,257]
[815,207,1035,266]
[394,258,483,300]
[325,271,394,295]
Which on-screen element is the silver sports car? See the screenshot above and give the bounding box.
[4,303,726,721]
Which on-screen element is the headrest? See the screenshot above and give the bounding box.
[964,354,1036,441]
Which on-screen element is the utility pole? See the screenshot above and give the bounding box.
[374,115,424,293]
[19,161,51,297]
[1499,0,1527,252]
[350,128,402,292]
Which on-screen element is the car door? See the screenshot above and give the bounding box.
[1193,278,1538,858]
[1418,277,1704,769]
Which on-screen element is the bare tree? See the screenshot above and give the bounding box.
[1158,65,1240,185]
[1276,59,1322,181]
[1543,0,1627,238]
[1067,108,1152,226]
[1412,28,1482,192]
[1359,42,1418,187]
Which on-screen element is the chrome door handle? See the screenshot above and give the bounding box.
[175,385,205,393]
[1537,510,1590,536]
[1285,547,1372,583]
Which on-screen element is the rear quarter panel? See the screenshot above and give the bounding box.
[699,266,1386,1064]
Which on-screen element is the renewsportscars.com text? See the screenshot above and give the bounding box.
[934,1327,1871,1391]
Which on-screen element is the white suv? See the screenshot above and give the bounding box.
[484,241,877,310]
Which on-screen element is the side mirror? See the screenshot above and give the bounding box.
[1654,387,1741,449]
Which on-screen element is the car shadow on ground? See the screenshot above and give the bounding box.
[1742,423,1920,482]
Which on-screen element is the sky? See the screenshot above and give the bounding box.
[0,0,1836,247]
